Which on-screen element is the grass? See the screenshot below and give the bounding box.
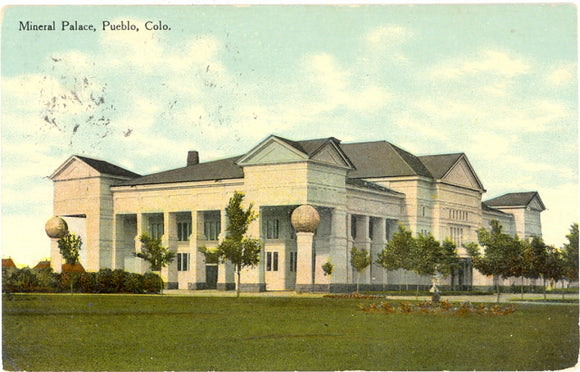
[3,293,578,371]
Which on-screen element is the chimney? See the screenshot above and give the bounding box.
[187,151,199,166]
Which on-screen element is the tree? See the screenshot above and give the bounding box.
[135,234,176,272]
[376,224,415,290]
[562,223,579,283]
[440,238,461,284]
[57,233,82,293]
[350,246,371,293]
[216,191,262,297]
[466,219,521,302]
[58,233,82,266]
[322,260,334,277]
[523,236,550,299]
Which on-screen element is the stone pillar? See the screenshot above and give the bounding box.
[189,211,206,289]
[329,208,348,290]
[239,206,265,292]
[291,205,320,293]
[218,209,235,291]
[372,217,387,285]
[133,213,147,274]
[161,212,178,289]
[354,215,371,286]
[296,232,315,292]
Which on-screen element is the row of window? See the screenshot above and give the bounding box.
[450,226,464,245]
[266,251,298,272]
[449,209,468,221]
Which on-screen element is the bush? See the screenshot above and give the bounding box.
[35,267,59,292]
[3,268,39,293]
[78,272,98,293]
[124,273,145,294]
[96,269,114,293]
[143,272,164,293]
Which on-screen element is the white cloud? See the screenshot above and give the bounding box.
[546,63,576,86]
[431,49,531,79]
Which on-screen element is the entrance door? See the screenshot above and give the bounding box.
[205,264,218,289]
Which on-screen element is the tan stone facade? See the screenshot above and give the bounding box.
[49,135,545,292]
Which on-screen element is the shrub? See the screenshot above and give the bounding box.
[111,269,129,293]
[124,273,144,294]
[35,267,59,292]
[143,272,164,293]
[78,272,98,293]
[96,269,114,293]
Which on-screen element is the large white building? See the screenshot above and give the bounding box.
[48,135,545,292]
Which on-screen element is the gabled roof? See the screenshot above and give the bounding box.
[2,258,16,268]
[117,156,244,186]
[346,178,405,195]
[75,156,141,178]
[50,155,141,180]
[418,153,463,179]
[419,153,485,191]
[340,141,432,179]
[485,191,546,211]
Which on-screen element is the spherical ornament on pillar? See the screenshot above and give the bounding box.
[291,205,320,233]
[45,216,69,239]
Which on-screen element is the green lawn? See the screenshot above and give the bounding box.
[3,294,578,371]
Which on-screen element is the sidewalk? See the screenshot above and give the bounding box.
[162,289,578,303]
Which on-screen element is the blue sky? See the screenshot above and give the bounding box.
[1,4,577,266]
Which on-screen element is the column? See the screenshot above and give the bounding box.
[161,212,178,289]
[371,217,387,285]
[217,209,235,291]
[189,211,206,289]
[328,208,348,290]
[239,206,265,292]
[354,215,371,287]
[295,232,315,292]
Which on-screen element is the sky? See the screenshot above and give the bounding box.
[1,4,578,267]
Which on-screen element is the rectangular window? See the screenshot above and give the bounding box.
[292,252,297,272]
[266,252,279,272]
[266,219,280,239]
[149,223,164,240]
[177,253,190,271]
[289,252,295,272]
[385,222,391,241]
[351,215,357,239]
[369,219,374,240]
[204,221,221,241]
[177,221,192,241]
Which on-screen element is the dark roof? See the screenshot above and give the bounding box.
[117,156,244,186]
[340,141,432,178]
[481,202,511,215]
[2,258,16,268]
[485,191,545,210]
[346,178,404,195]
[418,153,463,179]
[76,156,141,178]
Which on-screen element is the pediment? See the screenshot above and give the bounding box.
[50,157,100,181]
[311,143,352,168]
[443,157,483,190]
[237,137,308,166]
[528,196,545,211]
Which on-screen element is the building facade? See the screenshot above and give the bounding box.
[49,135,545,291]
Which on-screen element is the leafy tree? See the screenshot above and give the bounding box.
[57,233,82,293]
[440,238,461,283]
[376,224,415,290]
[466,219,521,302]
[544,247,565,298]
[58,233,82,265]
[216,191,262,297]
[562,223,579,283]
[135,233,176,272]
[350,246,371,293]
[322,259,334,276]
[523,236,551,299]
